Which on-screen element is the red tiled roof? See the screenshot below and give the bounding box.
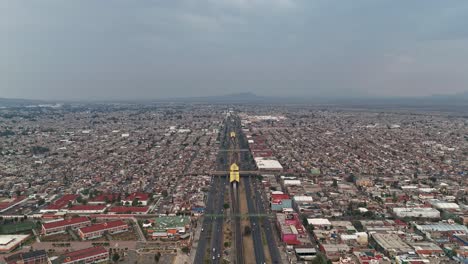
[109,206,149,213]
[43,216,90,230]
[45,194,78,210]
[271,194,290,200]
[125,192,149,201]
[68,205,106,211]
[63,246,107,263]
[79,220,127,234]
[0,196,27,210]
[90,193,120,202]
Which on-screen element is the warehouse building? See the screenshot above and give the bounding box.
[393,207,440,219]
[254,157,283,171]
[429,200,460,210]
[307,218,332,230]
[371,233,413,257]
[410,242,444,256]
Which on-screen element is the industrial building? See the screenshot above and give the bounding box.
[393,207,440,219]
[319,244,351,261]
[371,233,413,257]
[254,157,283,171]
[307,218,332,230]
[429,200,460,210]
[410,242,444,256]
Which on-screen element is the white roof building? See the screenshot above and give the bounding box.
[294,196,313,202]
[393,208,440,219]
[284,180,301,186]
[307,218,331,226]
[429,200,460,210]
[254,157,283,171]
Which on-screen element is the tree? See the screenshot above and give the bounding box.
[132,198,139,207]
[223,203,230,209]
[332,179,338,188]
[161,190,168,197]
[363,211,375,219]
[312,253,328,264]
[352,220,364,232]
[154,252,161,263]
[38,199,45,206]
[112,253,120,262]
[244,226,251,236]
[181,247,189,254]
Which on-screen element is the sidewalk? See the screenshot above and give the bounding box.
[189,216,203,263]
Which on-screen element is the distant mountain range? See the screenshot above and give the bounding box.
[0,97,48,107]
[1,91,467,107]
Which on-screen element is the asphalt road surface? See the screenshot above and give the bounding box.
[252,178,282,263]
[209,176,226,264]
[244,177,266,264]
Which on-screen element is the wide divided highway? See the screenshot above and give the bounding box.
[195,112,281,263]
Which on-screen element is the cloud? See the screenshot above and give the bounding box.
[1,0,468,100]
[207,0,296,9]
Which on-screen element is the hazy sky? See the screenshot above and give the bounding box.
[2,0,468,100]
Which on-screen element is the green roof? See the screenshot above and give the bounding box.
[0,221,36,234]
[153,216,190,232]
[310,168,320,175]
